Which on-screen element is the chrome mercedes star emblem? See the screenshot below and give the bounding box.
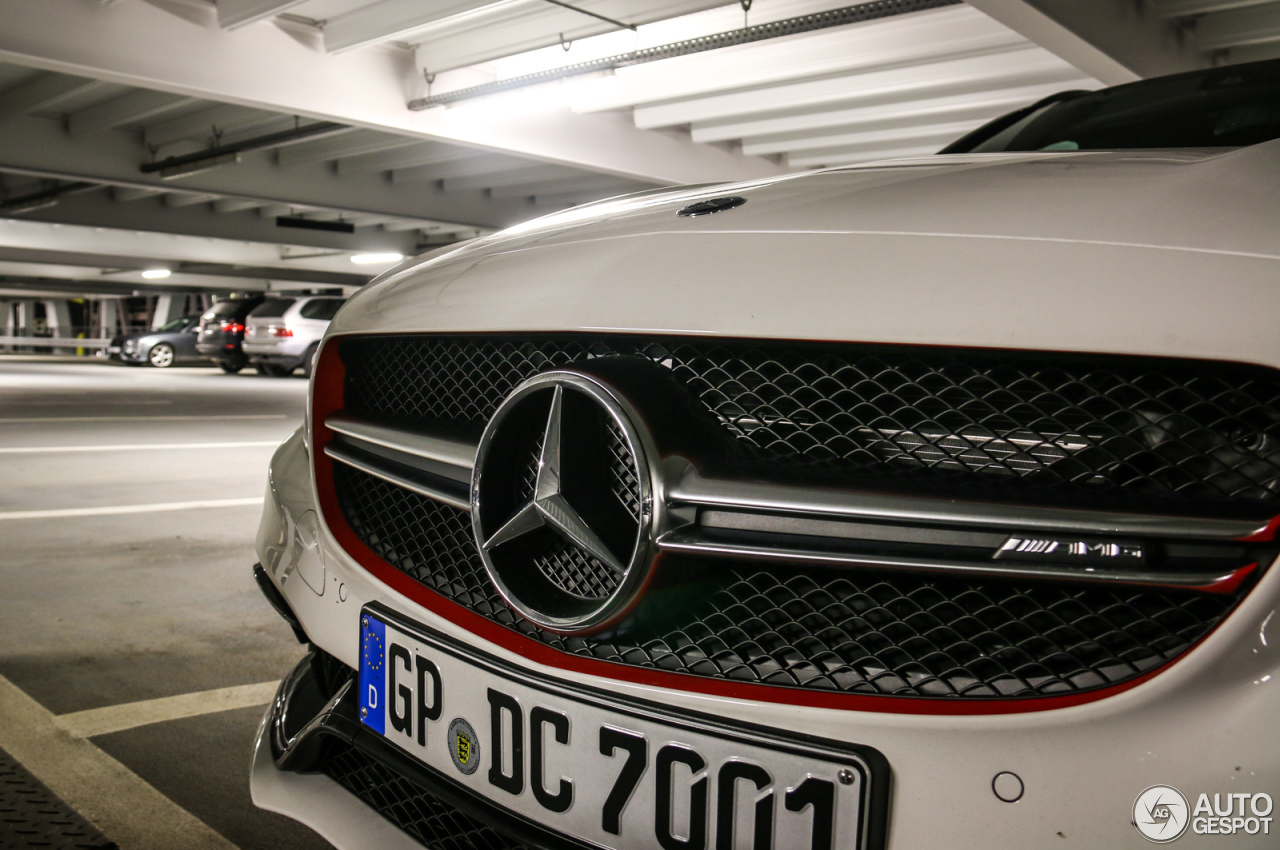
[470,370,653,632]
[480,384,626,574]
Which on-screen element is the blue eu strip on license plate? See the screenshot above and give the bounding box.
[357,609,885,850]
[358,614,386,735]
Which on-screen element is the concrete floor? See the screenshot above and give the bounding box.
[0,356,335,850]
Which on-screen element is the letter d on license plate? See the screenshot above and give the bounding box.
[358,607,889,850]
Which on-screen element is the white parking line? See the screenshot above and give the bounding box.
[0,674,240,850]
[0,415,290,423]
[0,441,282,454]
[0,498,264,521]
[58,682,280,739]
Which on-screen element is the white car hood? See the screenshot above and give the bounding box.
[335,142,1280,368]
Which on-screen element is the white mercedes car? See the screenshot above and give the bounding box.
[250,59,1280,849]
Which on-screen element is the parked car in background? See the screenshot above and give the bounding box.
[196,295,265,373]
[107,315,201,367]
[242,295,344,377]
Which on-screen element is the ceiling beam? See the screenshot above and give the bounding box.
[788,143,942,168]
[409,0,727,74]
[68,89,196,135]
[1193,3,1280,50]
[217,0,309,31]
[441,164,580,193]
[111,186,166,202]
[0,216,329,273]
[5,186,419,250]
[275,128,418,168]
[573,4,1025,114]
[634,46,1082,129]
[334,140,473,175]
[0,0,787,185]
[743,118,985,158]
[966,0,1207,82]
[390,154,548,185]
[1226,40,1280,62]
[212,197,266,213]
[0,275,230,297]
[488,175,639,199]
[0,114,528,228]
[163,192,217,207]
[0,72,99,121]
[1154,0,1275,17]
[0,244,370,288]
[143,102,278,147]
[322,0,496,55]
[689,79,1092,145]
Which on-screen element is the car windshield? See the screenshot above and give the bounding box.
[157,317,192,332]
[957,57,1280,153]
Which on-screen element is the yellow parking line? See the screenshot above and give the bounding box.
[0,673,240,850]
[0,441,282,454]
[58,681,280,739]
[0,498,264,521]
[0,415,289,423]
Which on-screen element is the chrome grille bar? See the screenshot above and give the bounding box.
[326,413,475,480]
[665,465,1269,541]
[321,417,1272,588]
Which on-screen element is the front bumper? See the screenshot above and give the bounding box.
[254,648,608,850]
[250,679,425,850]
[254,429,1280,849]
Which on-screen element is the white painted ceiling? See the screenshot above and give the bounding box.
[0,0,1275,297]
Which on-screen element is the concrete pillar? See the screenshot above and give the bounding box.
[151,294,185,330]
[42,299,73,338]
[98,299,121,339]
[14,301,35,352]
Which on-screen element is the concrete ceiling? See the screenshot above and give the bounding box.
[0,0,1275,297]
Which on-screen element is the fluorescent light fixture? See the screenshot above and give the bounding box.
[276,216,355,234]
[351,253,404,265]
[141,268,172,279]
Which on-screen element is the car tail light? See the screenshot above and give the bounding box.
[220,320,245,334]
[269,325,293,338]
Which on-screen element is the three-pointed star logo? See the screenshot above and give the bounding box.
[479,385,625,573]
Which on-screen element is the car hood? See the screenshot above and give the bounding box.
[335,142,1280,368]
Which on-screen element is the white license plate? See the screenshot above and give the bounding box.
[358,608,888,850]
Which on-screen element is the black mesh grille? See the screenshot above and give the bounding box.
[335,465,1241,699]
[607,419,642,521]
[341,335,1280,516]
[533,540,617,600]
[324,743,528,850]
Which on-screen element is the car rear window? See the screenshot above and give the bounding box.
[202,296,262,320]
[248,298,297,319]
[299,298,344,321]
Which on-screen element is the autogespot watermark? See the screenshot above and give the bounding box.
[1133,785,1274,842]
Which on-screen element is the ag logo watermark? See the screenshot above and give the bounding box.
[1134,785,1190,843]
[1133,785,1274,841]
